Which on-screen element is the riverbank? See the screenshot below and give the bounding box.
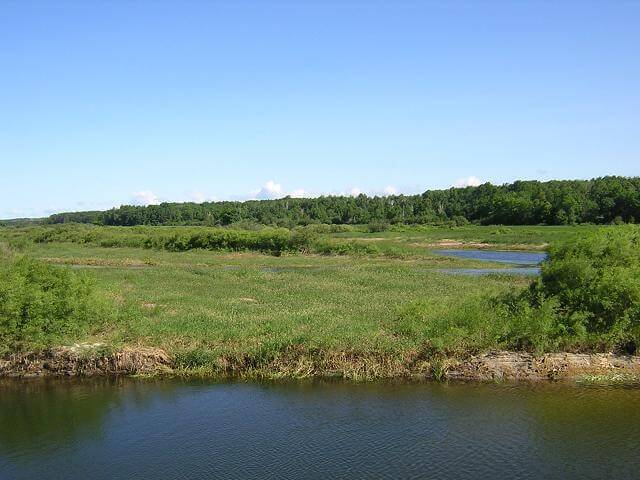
[3,346,639,382]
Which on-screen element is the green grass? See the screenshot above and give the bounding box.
[330,224,602,249]
[0,224,633,379]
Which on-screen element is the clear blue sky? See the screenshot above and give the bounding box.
[1,1,639,218]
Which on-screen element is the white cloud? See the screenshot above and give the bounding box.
[253,180,284,200]
[188,191,217,203]
[454,176,482,188]
[240,182,417,201]
[131,190,160,206]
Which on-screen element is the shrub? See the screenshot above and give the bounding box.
[367,221,390,233]
[450,215,469,227]
[311,239,381,256]
[529,226,640,352]
[0,257,112,353]
[396,227,640,355]
[395,290,569,355]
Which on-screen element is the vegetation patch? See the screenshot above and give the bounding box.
[0,256,115,354]
[1,224,639,380]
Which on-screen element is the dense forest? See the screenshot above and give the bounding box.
[42,176,640,227]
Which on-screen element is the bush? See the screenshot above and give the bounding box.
[395,227,640,355]
[394,293,561,355]
[311,239,381,256]
[0,257,111,353]
[367,221,390,233]
[24,224,323,256]
[450,215,469,227]
[529,226,640,352]
[492,289,563,352]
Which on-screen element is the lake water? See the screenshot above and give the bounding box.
[433,249,547,276]
[1,379,639,479]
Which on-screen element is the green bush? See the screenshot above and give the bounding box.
[367,221,390,233]
[24,224,319,256]
[492,289,564,352]
[393,292,559,355]
[392,227,640,355]
[19,224,393,257]
[311,239,381,256]
[507,226,640,352]
[449,215,469,227]
[0,257,112,353]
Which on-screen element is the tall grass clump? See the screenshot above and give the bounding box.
[0,256,113,354]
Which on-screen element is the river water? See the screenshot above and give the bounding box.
[1,379,639,479]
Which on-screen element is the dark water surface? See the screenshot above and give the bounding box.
[433,249,547,276]
[1,379,639,480]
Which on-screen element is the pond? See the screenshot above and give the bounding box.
[433,249,547,276]
[1,379,639,479]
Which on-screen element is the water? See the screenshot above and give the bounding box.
[433,249,547,276]
[1,379,639,480]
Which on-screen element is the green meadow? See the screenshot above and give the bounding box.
[1,224,638,379]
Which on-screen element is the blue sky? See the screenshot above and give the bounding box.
[1,1,639,218]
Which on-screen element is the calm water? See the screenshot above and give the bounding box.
[1,379,639,480]
[433,249,547,276]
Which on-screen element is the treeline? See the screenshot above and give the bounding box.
[44,176,640,227]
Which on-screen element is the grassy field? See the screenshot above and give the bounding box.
[0,224,633,379]
[330,224,602,250]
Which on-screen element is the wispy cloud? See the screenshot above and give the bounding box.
[454,176,482,188]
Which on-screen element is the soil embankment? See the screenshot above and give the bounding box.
[444,351,640,381]
[2,347,639,381]
[0,345,171,377]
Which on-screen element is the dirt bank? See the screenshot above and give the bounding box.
[1,347,639,381]
[443,351,640,381]
[0,345,172,377]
